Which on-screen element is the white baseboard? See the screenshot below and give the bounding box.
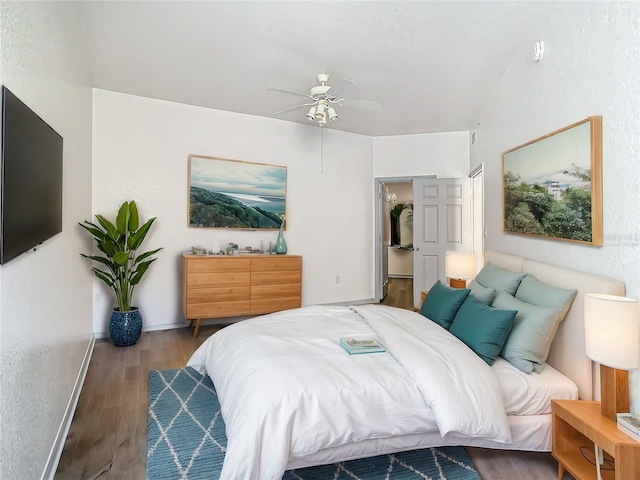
[41,335,95,480]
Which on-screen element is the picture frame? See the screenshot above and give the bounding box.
[188,155,287,229]
[502,116,602,246]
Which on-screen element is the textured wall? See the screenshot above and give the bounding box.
[470,1,640,412]
[0,3,94,478]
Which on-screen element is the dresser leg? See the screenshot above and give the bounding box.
[193,319,201,337]
[557,463,565,479]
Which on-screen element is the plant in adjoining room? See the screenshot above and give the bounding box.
[79,201,162,312]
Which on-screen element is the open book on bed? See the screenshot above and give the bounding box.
[339,336,386,355]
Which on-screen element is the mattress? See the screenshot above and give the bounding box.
[287,413,556,470]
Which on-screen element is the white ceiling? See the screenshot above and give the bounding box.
[79,1,552,136]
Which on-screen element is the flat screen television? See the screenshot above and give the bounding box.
[1,86,63,265]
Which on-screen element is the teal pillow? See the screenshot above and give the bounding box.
[494,291,559,373]
[475,263,525,296]
[468,279,497,305]
[449,295,517,366]
[515,274,577,318]
[419,280,470,330]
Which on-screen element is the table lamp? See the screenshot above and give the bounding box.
[584,293,639,421]
[445,251,476,289]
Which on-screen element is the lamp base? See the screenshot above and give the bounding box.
[600,364,629,422]
[449,278,467,289]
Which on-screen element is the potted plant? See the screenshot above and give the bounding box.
[79,200,162,346]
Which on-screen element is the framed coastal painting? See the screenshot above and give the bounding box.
[188,155,286,229]
[502,116,602,246]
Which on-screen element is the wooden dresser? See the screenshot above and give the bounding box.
[182,254,302,336]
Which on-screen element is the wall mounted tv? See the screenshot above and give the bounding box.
[1,86,63,265]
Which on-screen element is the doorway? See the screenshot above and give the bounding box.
[376,179,415,300]
[375,173,480,307]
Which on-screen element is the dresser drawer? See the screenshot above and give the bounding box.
[187,301,251,319]
[187,272,250,287]
[250,256,302,272]
[250,297,301,315]
[251,270,301,286]
[186,257,250,273]
[251,284,301,300]
[187,286,250,304]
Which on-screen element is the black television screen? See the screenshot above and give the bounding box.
[1,86,63,265]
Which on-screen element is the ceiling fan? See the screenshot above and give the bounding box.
[268,74,382,126]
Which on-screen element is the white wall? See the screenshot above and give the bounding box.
[91,90,374,335]
[0,3,93,479]
[471,1,640,412]
[373,131,470,178]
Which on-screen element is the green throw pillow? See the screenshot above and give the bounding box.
[494,291,559,373]
[449,295,517,366]
[468,279,498,305]
[475,263,525,296]
[419,280,470,330]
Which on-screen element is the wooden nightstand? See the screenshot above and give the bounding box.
[552,399,640,479]
[413,290,429,312]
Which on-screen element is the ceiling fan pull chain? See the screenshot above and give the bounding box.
[320,127,324,178]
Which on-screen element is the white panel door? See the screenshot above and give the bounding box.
[413,177,471,308]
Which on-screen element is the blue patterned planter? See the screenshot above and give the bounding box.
[109,307,142,346]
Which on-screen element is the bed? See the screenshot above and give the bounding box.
[186,250,625,480]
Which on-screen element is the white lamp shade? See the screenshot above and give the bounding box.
[584,293,639,370]
[445,251,476,279]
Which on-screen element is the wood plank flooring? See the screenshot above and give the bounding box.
[55,279,562,479]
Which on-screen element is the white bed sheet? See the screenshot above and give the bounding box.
[493,357,578,415]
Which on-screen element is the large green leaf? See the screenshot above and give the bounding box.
[91,268,115,287]
[113,251,130,266]
[130,259,156,285]
[134,248,163,264]
[81,254,115,270]
[128,201,139,232]
[116,202,131,235]
[78,222,106,240]
[95,214,120,241]
[128,218,156,250]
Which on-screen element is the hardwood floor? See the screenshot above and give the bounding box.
[55,279,562,479]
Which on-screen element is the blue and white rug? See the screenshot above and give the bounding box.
[147,368,481,480]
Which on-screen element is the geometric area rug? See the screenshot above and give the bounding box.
[147,368,481,480]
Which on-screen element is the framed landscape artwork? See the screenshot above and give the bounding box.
[188,155,287,229]
[502,116,602,246]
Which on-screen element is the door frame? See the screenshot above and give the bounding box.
[373,175,435,302]
[470,163,485,270]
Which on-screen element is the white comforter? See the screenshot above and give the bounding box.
[187,304,511,480]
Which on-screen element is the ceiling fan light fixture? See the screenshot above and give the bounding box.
[314,103,325,120]
[306,106,317,121]
[269,73,381,127]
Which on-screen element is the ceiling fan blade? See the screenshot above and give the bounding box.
[267,87,313,99]
[273,102,315,115]
[334,98,383,111]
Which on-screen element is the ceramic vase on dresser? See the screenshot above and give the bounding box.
[275,222,287,254]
